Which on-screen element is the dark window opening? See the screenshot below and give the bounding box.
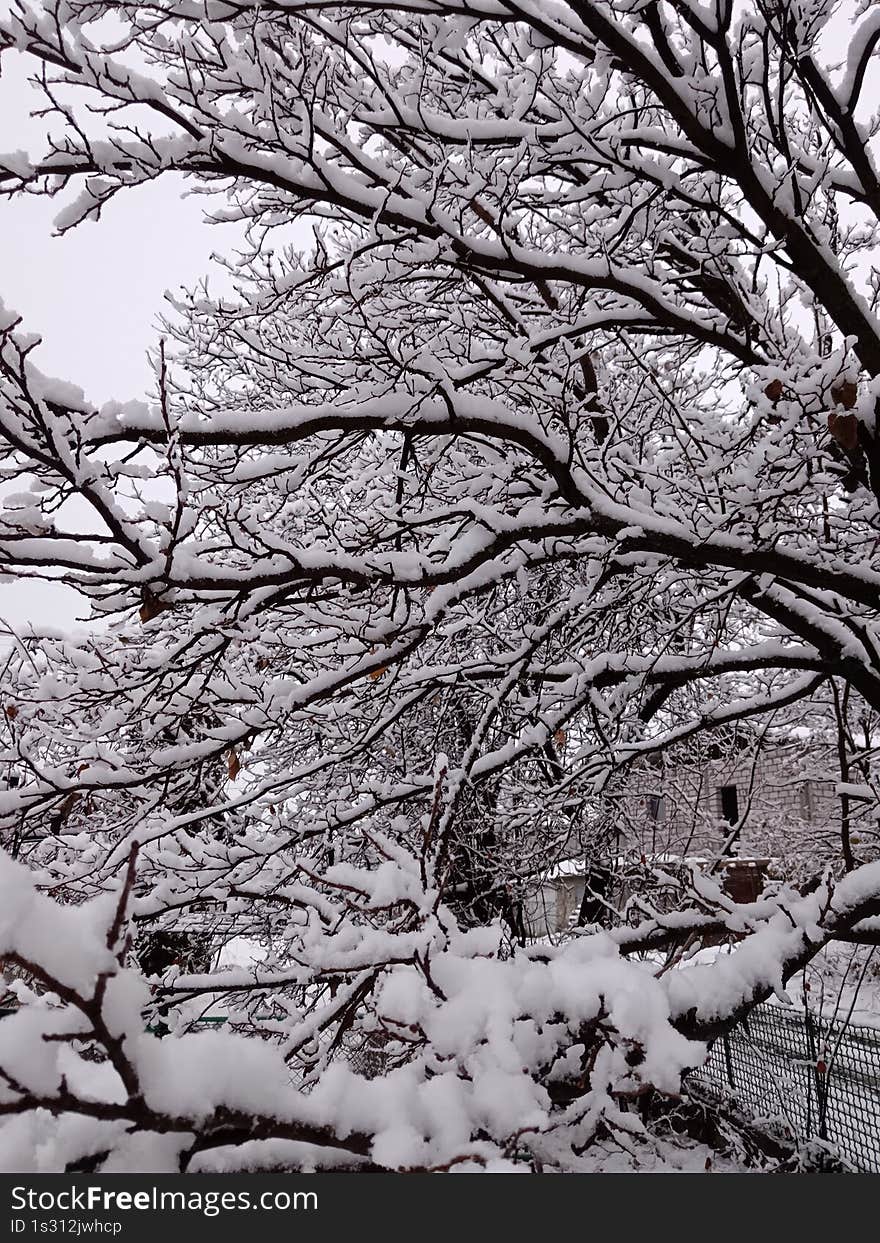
[646,793,663,822]
[718,784,739,825]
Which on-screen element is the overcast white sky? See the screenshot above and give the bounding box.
[0,51,230,635]
[0,49,230,403]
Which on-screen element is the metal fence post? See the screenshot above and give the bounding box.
[689,1003,880,1171]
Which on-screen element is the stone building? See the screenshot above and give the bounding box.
[525,737,851,937]
[617,738,841,862]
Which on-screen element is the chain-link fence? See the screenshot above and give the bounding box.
[690,1003,880,1171]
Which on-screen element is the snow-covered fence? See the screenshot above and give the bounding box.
[691,1005,880,1171]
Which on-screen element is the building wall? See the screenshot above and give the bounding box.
[523,876,586,939]
[527,742,851,937]
[617,743,840,862]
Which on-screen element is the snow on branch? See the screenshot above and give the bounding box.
[2,0,880,1172]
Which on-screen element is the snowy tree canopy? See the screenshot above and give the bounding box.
[2,0,880,1171]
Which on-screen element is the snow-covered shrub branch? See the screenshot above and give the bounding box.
[4,838,880,1171]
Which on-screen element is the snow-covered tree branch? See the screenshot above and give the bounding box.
[2,0,880,1171]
